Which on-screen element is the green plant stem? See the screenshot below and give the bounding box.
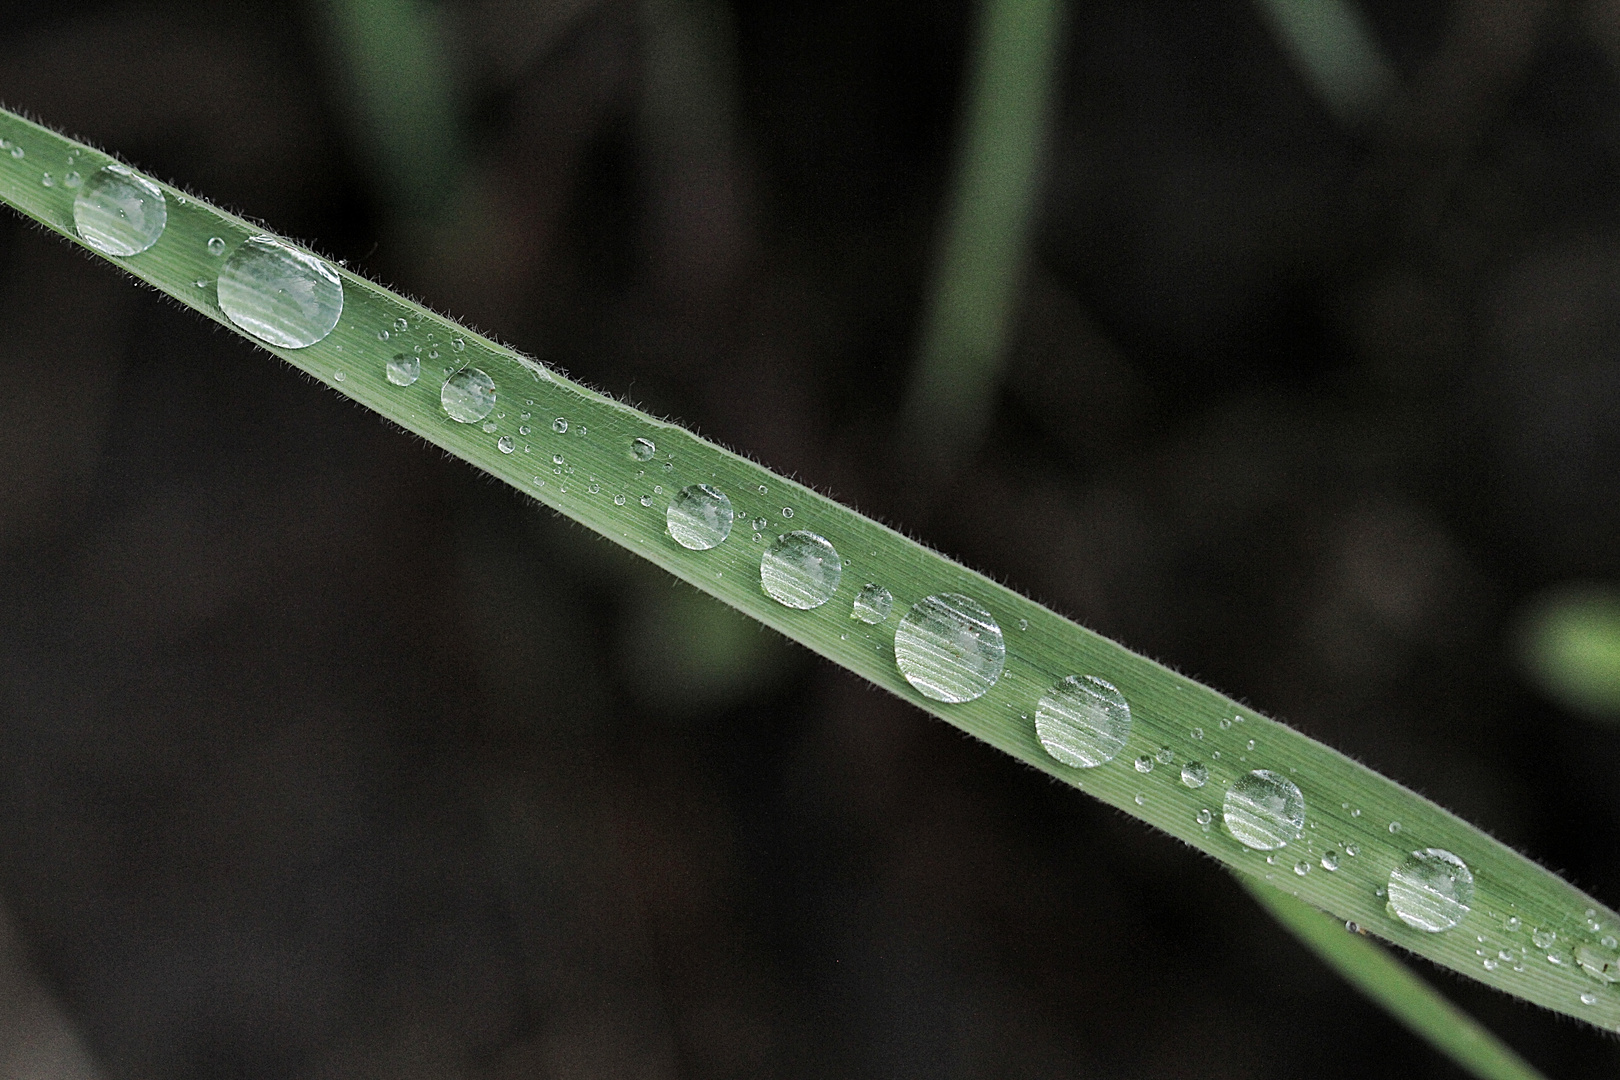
[900,0,1066,464]
[1247,882,1548,1080]
[2,106,1618,1032]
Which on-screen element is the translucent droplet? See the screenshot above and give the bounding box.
[1180,761,1208,788]
[1192,727,1204,740]
[1575,943,1620,983]
[386,353,419,386]
[666,484,734,550]
[72,164,167,256]
[552,418,568,434]
[1034,675,1131,768]
[1219,718,1232,730]
[587,481,600,494]
[1196,808,1213,826]
[1505,916,1522,933]
[40,172,53,187]
[497,435,515,454]
[1483,958,1498,971]
[893,593,1005,703]
[1346,921,1360,934]
[1154,746,1174,765]
[217,236,343,348]
[453,338,465,352]
[1532,928,1557,949]
[8,146,22,159]
[394,317,409,331]
[1345,843,1360,857]
[1321,851,1341,871]
[1389,821,1402,834]
[482,421,497,433]
[1606,935,1619,950]
[440,368,496,423]
[333,370,346,382]
[757,484,768,495]
[1294,861,1310,876]
[519,426,531,436]
[640,495,653,507]
[377,328,390,341]
[428,347,440,360]
[1351,808,1361,817]
[1018,618,1029,631]
[1134,755,1154,773]
[62,170,82,189]
[614,494,627,506]
[761,530,842,609]
[1583,992,1599,1006]
[851,583,893,624]
[751,517,769,532]
[207,236,226,256]
[1387,849,1474,932]
[1222,770,1305,850]
[1246,739,1256,751]
[631,438,656,462]
[1134,794,1145,806]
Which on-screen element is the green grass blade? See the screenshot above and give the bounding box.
[1515,584,1620,721]
[2,106,1619,1031]
[900,0,1066,461]
[1246,881,1548,1080]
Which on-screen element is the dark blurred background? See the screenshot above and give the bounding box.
[0,0,1618,1077]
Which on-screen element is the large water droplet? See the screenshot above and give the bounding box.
[386,353,420,386]
[893,593,1005,703]
[851,583,893,624]
[1180,761,1208,788]
[1223,770,1305,850]
[1387,849,1474,932]
[761,530,842,609]
[1034,675,1131,768]
[72,164,167,256]
[631,437,656,462]
[666,484,734,550]
[217,236,343,348]
[440,368,496,423]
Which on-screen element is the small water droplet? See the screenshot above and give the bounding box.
[640,495,653,507]
[1351,808,1361,817]
[1154,746,1174,765]
[377,329,391,342]
[1196,808,1213,826]
[62,170,82,188]
[614,494,627,506]
[73,164,167,256]
[193,278,208,288]
[453,338,465,352]
[1583,992,1599,1006]
[1483,957,1498,970]
[661,460,673,471]
[440,368,496,423]
[761,530,843,609]
[1294,860,1310,876]
[1180,761,1208,788]
[1192,727,1204,740]
[666,484,734,550]
[428,347,439,360]
[1134,755,1154,773]
[482,421,497,433]
[386,353,420,386]
[1018,618,1029,631]
[217,236,343,347]
[1387,849,1473,932]
[757,484,768,495]
[334,370,348,383]
[8,146,23,159]
[1219,718,1232,730]
[206,236,226,256]
[1376,886,1387,898]
[588,481,600,494]
[1505,916,1522,933]
[497,435,515,454]
[40,172,54,187]
[631,437,656,462]
[654,485,663,495]
[577,426,587,436]
[393,317,408,331]
[1605,936,1619,950]
[552,418,568,434]
[1532,929,1557,949]
[782,507,795,519]
[519,426,531,436]
[1388,821,1402,834]
[1134,794,1145,806]
[1222,770,1305,850]
[1346,921,1360,934]
[894,594,1006,703]
[851,583,893,624]
[1321,851,1340,871]
[1345,843,1360,857]
[1034,676,1131,768]
[1246,738,1256,751]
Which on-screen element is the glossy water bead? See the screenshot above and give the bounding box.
[216,236,343,348]
[73,164,167,256]
[1222,770,1305,851]
[1386,849,1474,933]
[893,594,1005,703]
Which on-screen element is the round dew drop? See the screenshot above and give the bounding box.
[1154,746,1174,765]
[1180,761,1209,788]
[217,237,343,348]
[1134,756,1153,773]
[761,530,842,609]
[1294,861,1310,876]
[1222,770,1305,850]
[497,436,515,454]
[552,418,568,434]
[851,583,893,624]
[666,484,734,550]
[207,236,226,256]
[386,353,420,386]
[63,170,81,188]
[631,437,656,462]
[1196,809,1213,826]
[893,593,1005,703]
[1321,851,1341,871]
[440,368,496,423]
[1386,848,1474,933]
[1035,676,1131,768]
[73,164,167,256]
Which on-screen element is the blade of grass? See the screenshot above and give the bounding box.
[1252,0,1399,124]
[2,106,1618,1033]
[899,0,1066,466]
[1246,881,1548,1080]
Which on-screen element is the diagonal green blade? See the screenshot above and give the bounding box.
[1,106,1617,1033]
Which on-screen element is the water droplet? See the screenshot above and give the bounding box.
[8,146,22,159]
[1483,958,1498,970]
[1134,755,1154,773]
[894,594,1006,703]
[588,481,600,494]
[1387,849,1474,932]
[1321,851,1340,871]
[440,368,496,423]
[1583,992,1599,1006]
[518,426,531,437]
[758,484,768,495]
[661,460,673,471]
[654,485,663,495]
[62,170,81,188]
[782,507,795,519]
[1388,821,1402,834]
[1246,739,1256,751]
[640,495,652,507]
[386,353,419,386]
[761,530,842,609]
[1505,916,1522,933]
[392,317,408,332]
[1018,618,1029,631]
[1192,727,1204,740]
[577,426,587,436]
[1196,808,1213,826]
[428,347,440,360]
[482,421,498,434]
[1605,936,1619,950]
[1222,770,1305,850]
[1576,943,1620,983]
[217,236,343,347]
[1345,843,1360,857]
[1351,808,1361,817]
[552,418,568,434]
[334,370,348,383]
[1532,928,1557,949]
[851,583,893,624]
[631,437,656,462]
[40,172,53,187]
[206,236,226,256]
[1500,949,1516,962]
[1134,794,1145,806]
[377,328,390,342]
[1154,746,1174,765]
[1180,761,1208,788]
[666,484,734,550]
[1346,921,1361,934]
[1294,861,1310,876]
[1034,675,1131,767]
[497,435,515,454]
[72,164,167,256]
[614,494,627,506]
[1219,718,1233,730]
[193,279,208,288]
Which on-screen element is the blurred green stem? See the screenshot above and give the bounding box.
[900,0,1066,467]
[1246,882,1547,1080]
[1252,0,1398,123]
